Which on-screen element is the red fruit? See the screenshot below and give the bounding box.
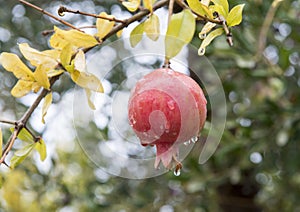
[128,68,207,170]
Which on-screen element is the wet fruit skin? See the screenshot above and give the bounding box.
[128,68,207,169]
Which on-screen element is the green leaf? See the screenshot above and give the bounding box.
[211,0,229,16]
[42,92,52,124]
[186,0,214,19]
[130,22,145,47]
[144,14,160,41]
[10,143,36,169]
[35,138,47,161]
[10,127,34,143]
[227,4,245,27]
[0,128,3,158]
[165,9,196,59]
[198,28,223,55]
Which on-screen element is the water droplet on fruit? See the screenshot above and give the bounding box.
[199,33,206,39]
[174,168,181,176]
[167,100,175,110]
[184,140,191,146]
[198,48,205,55]
[191,136,198,143]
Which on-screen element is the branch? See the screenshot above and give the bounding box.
[58,6,126,23]
[18,0,82,31]
[0,119,16,125]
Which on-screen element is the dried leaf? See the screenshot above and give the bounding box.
[144,14,160,41]
[130,22,145,47]
[0,53,34,81]
[50,26,98,49]
[19,43,58,68]
[60,43,73,67]
[96,12,115,39]
[35,138,47,161]
[165,9,196,59]
[227,4,245,27]
[71,70,104,93]
[33,65,50,90]
[74,50,86,72]
[42,92,52,124]
[85,89,96,110]
[198,28,223,55]
[122,0,140,12]
[199,22,216,38]
[11,80,34,98]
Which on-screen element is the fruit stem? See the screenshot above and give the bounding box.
[164,0,175,68]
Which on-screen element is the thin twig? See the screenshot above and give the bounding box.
[58,6,126,23]
[164,0,175,67]
[18,0,82,31]
[0,119,16,125]
[215,13,233,46]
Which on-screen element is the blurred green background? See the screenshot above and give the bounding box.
[0,0,300,211]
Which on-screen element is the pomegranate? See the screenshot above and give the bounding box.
[128,68,207,170]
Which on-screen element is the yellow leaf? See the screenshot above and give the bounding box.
[0,53,34,81]
[117,29,123,38]
[42,92,52,124]
[165,9,196,59]
[47,69,64,78]
[85,89,96,110]
[19,43,58,69]
[227,4,245,27]
[130,22,145,47]
[144,14,160,41]
[199,22,216,39]
[32,82,41,93]
[0,128,2,158]
[211,0,229,16]
[122,0,140,12]
[50,26,98,49]
[35,138,47,161]
[11,80,34,98]
[186,0,214,19]
[74,50,86,72]
[202,0,211,6]
[198,28,223,55]
[71,70,104,93]
[96,12,115,40]
[33,65,50,90]
[60,43,73,67]
[143,0,153,12]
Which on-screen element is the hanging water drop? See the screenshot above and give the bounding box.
[174,169,181,176]
[184,140,191,146]
[191,136,198,143]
